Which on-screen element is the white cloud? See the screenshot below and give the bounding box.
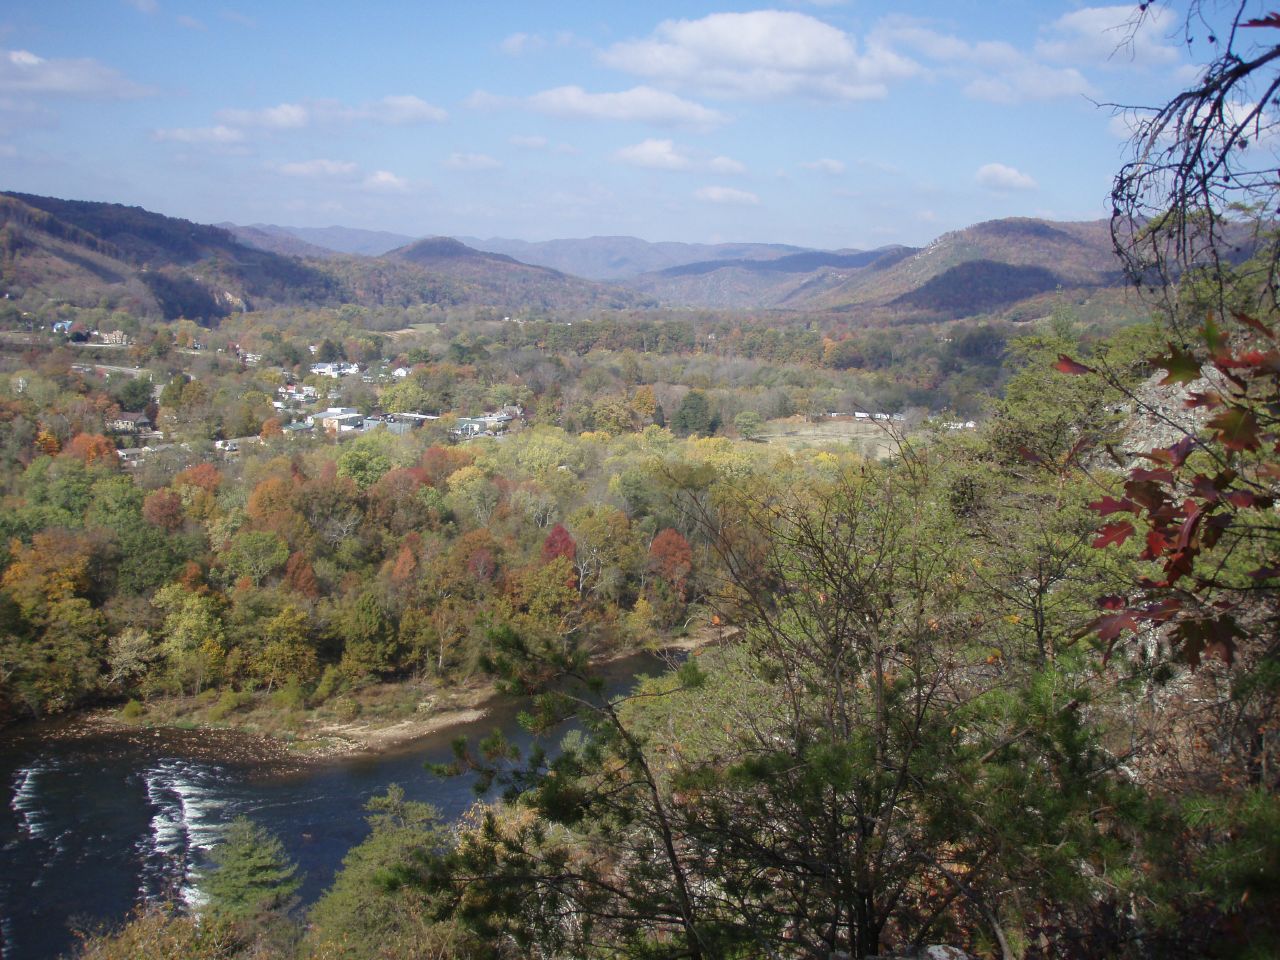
[215,95,445,130]
[963,62,1092,103]
[1036,5,1180,67]
[124,0,158,12]
[445,152,501,170]
[363,170,408,191]
[176,15,206,30]
[367,95,447,124]
[0,48,153,98]
[601,11,917,101]
[528,85,725,128]
[217,102,308,128]
[616,138,691,170]
[464,89,506,110]
[152,124,243,143]
[802,157,845,175]
[873,18,1095,103]
[499,31,577,55]
[708,155,746,174]
[976,162,1038,191]
[874,19,1022,68]
[510,134,547,148]
[219,9,256,27]
[278,158,358,177]
[696,185,760,205]
[615,139,748,174]
[501,32,544,55]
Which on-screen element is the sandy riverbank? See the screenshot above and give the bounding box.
[53,630,731,765]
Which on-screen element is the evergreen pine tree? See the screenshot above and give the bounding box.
[200,817,301,921]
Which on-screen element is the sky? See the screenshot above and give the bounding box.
[0,2,1225,249]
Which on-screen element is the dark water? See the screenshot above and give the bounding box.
[0,655,665,960]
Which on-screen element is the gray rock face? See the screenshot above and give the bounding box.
[1119,366,1221,465]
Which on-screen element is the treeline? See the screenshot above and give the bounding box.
[0,403,757,719]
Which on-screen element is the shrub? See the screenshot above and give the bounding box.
[207,689,252,722]
[271,679,305,713]
[311,665,344,706]
[333,697,361,722]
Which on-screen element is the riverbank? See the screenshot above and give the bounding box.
[74,628,731,765]
[81,674,501,765]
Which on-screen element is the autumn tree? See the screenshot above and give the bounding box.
[0,529,106,714]
[540,523,576,564]
[61,433,118,468]
[251,605,319,692]
[152,583,226,695]
[1051,9,1280,951]
[142,489,185,532]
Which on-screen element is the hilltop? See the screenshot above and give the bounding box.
[0,192,344,320]
[235,223,419,257]
[0,194,646,322]
[456,235,811,280]
[620,218,1122,318]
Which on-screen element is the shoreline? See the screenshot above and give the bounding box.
[90,679,504,765]
[7,631,731,767]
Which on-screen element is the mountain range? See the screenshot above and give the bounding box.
[235,216,1124,317]
[1,190,1129,325]
[455,235,812,280]
[0,193,644,320]
[220,223,416,258]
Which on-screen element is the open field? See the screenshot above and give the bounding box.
[756,415,905,459]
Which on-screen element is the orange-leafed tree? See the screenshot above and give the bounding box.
[142,489,186,532]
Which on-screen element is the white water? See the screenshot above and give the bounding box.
[135,759,233,907]
[9,760,57,842]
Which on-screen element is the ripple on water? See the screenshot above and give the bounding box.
[135,758,234,906]
[10,758,60,842]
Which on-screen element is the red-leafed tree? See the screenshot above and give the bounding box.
[541,523,576,564]
[142,489,185,531]
[283,552,320,599]
[648,528,693,595]
[420,445,473,488]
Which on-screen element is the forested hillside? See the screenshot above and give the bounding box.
[621,217,1121,316]
[0,194,647,322]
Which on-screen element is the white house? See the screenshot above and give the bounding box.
[310,361,361,379]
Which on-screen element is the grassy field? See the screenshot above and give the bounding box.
[756,416,904,459]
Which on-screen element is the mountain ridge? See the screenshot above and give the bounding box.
[1,193,1130,324]
[453,234,812,280]
[0,194,646,320]
[619,217,1121,315]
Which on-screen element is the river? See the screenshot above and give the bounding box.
[0,654,665,960]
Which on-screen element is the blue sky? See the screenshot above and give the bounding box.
[0,2,1222,248]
